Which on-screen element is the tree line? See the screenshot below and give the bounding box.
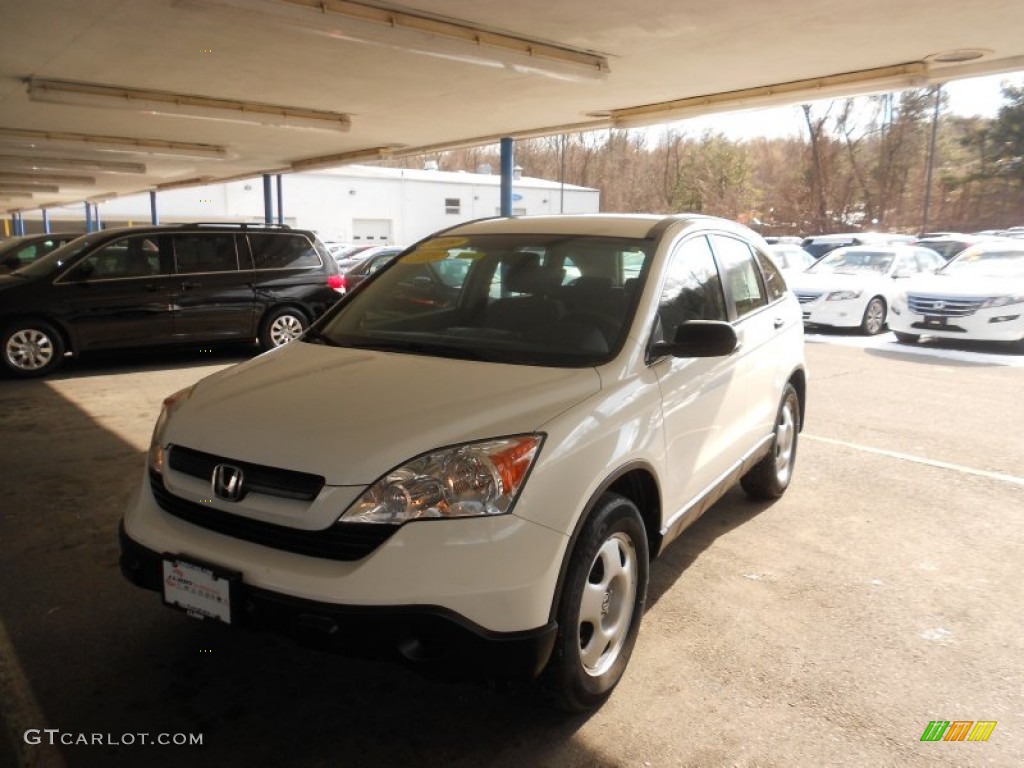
[389,84,1024,237]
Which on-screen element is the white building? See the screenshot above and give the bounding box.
[28,164,600,246]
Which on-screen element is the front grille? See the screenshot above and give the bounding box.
[907,294,985,317]
[169,445,324,501]
[149,471,397,560]
[795,292,822,304]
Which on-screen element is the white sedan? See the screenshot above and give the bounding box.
[789,244,946,335]
[889,241,1024,348]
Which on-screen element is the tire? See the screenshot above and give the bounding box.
[542,493,649,712]
[259,307,309,350]
[1,320,65,378]
[860,296,886,335]
[741,383,800,500]
[894,331,920,344]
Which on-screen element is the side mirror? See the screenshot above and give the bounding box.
[651,320,738,358]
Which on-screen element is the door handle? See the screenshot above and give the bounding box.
[774,317,785,329]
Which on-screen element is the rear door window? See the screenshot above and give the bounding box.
[173,234,239,274]
[711,235,768,318]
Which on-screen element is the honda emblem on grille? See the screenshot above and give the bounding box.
[212,464,245,501]
[932,301,945,310]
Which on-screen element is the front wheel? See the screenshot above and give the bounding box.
[741,383,800,499]
[2,320,66,378]
[860,297,886,335]
[542,493,649,712]
[259,307,309,350]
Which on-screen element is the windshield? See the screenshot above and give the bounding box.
[12,232,108,279]
[312,233,653,367]
[938,247,1024,278]
[808,248,894,276]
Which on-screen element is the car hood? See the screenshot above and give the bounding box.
[901,273,1024,297]
[789,271,889,292]
[164,340,602,485]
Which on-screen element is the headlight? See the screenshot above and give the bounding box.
[980,295,1024,308]
[826,290,861,301]
[340,434,543,525]
[147,386,195,475]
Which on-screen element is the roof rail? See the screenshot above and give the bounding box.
[183,222,293,230]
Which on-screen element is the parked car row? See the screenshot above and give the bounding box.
[781,239,1023,347]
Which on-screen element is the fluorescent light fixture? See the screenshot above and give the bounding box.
[602,63,931,128]
[291,145,406,172]
[0,171,95,187]
[0,154,146,175]
[27,78,352,133]
[155,176,216,191]
[176,0,610,82]
[0,183,57,194]
[0,128,229,159]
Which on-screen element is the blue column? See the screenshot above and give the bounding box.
[263,174,273,224]
[84,202,93,233]
[150,190,159,224]
[14,213,25,236]
[276,174,284,225]
[500,138,514,217]
[42,209,50,234]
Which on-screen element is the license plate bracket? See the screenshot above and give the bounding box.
[161,555,240,625]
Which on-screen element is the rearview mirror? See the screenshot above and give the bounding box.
[651,320,738,358]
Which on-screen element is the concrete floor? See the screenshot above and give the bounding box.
[1,337,1022,768]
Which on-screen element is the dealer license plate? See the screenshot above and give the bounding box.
[162,556,238,625]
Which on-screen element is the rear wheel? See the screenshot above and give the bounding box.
[741,383,800,499]
[259,307,309,350]
[542,493,648,712]
[2,320,65,378]
[894,331,920,344]
[860,297,886,335]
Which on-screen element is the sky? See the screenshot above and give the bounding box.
[659,71,1024,141]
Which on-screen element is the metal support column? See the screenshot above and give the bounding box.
[14,212,24,236]
[42,209,50,234]
[150,190,159,225]
[94,203,102,230]
[84,202,93,233]
[500,137,514,217]
[263,174,273,224]
[276,174,284,225]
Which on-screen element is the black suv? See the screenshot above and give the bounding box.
[0,223,344,377]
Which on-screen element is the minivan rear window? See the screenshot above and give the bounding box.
[249,233,321,270]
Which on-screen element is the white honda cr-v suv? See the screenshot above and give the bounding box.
[120,214,806,711]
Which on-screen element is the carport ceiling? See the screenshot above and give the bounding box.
[2,0,1023,215]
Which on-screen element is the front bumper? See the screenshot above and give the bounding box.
[120,522,558,679]
[889,304,1024,342]
[796,294,869,328]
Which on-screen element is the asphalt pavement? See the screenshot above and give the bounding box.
[1,336,1021,768]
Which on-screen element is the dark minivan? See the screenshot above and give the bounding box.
[0,223,344,377]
